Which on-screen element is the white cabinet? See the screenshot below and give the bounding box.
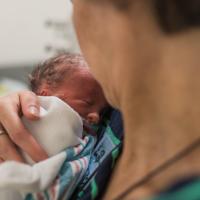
[0,0,79,68]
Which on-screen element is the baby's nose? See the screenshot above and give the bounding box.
[86,112,100,124]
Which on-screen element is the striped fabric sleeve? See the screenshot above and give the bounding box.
[71,108,124,200]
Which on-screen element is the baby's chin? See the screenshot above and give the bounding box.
[82,119,100,136]
[82,118,99,126]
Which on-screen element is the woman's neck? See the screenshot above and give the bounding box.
[104,30,200,200]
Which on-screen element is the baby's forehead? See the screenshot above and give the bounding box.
[62,67,96,85]
[55,65,105,96]
[60,75,105,98]
[51,65,91,88]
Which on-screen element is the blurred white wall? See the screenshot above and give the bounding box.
[0,0,79,68]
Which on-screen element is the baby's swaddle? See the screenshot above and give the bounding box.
[0,96,92,200]
[22,96,83,163]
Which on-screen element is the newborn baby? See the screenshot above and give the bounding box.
[22,53,108,162]
[0,54,108,200]
[29,53,108,125]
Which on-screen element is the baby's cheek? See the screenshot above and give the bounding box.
[73,106,88,119]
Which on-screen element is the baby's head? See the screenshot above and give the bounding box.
[29,53,108,124]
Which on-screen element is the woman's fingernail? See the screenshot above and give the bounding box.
[29,106,39,117]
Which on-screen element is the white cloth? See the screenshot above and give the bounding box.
[0,96,84,199]
[22,96,83,163]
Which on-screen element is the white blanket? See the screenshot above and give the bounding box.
[0,96,93,200]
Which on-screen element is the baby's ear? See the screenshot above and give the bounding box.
[39,90,49,96]
[86,112,100,125]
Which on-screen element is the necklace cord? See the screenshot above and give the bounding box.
[113,137,200,200]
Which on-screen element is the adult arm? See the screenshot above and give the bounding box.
[0,91,48,162]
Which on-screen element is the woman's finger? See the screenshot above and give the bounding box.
[0,158,4,163]
[0,92,48,162]
[0,134,24,162]
[2,111,48,162]
[19,91,40,120]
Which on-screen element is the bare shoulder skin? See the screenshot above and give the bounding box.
[73,0,200,199]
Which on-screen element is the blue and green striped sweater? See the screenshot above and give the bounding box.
[71,108,124,200]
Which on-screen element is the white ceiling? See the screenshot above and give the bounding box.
[0,0,79,67]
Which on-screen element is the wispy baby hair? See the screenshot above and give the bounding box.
[29,53,88,94]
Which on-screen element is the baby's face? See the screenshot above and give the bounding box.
[50,67,108,124]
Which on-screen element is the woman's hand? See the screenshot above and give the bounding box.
[0,91,48,162]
